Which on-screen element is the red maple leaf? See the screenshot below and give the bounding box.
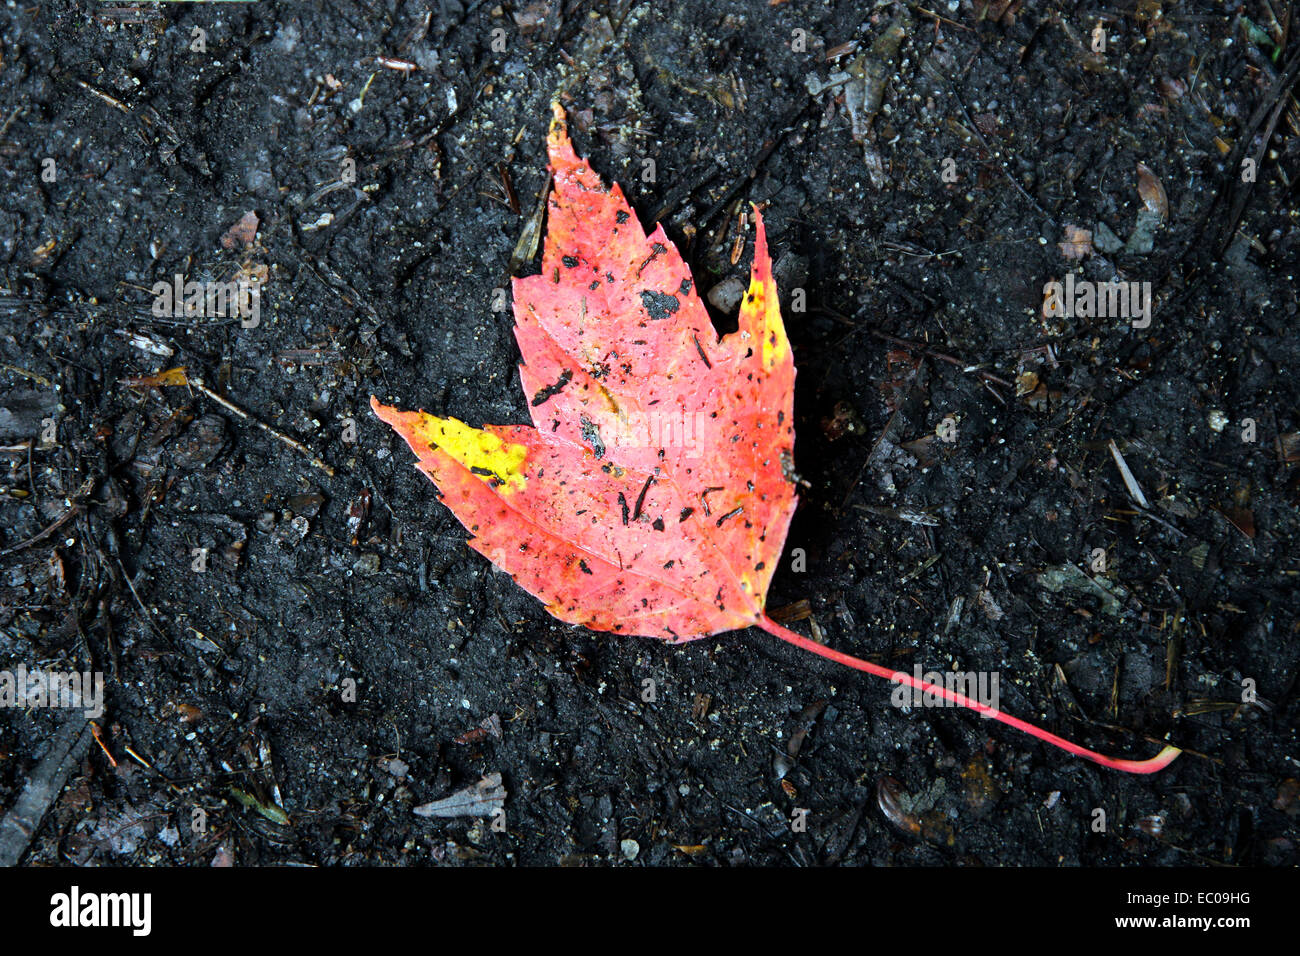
[372,103,1179,775]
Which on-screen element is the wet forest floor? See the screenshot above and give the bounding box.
[1,1,1298,866]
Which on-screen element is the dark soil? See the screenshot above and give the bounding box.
[2,1,1298,866]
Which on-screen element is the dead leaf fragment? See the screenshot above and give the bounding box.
[1059,223,1093,260]
[221,210,260,250]
[1037,563,1128,617]
[877,776,921,835]
[976,589,1005,621]
[123,366,191,389]
[961,757,1000,810]
[1274,779,1300,816]
[1222,506,1256,539]
[820,400,863,440]
[414,772,506,818]
[1135,163,1168,220]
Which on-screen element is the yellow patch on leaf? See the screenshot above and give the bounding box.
[415,414,528,493]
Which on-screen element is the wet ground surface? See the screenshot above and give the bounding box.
[1,1,1298,866]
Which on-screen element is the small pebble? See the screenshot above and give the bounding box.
[707,276,747,313]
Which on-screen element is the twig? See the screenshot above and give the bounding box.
[0,478,94,556]
[939,74,1052,224]
[868,328,1015,388]
[125,367,335,476]
[187,377,335,476]
[1108,439,1150,509]
[0,105,23,140]
[1211,43,1300,254]
[696,101,809,230]
[74,78,130,114]
[0,719,94,866]
[110,552,167,643]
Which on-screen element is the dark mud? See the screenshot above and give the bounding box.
[1,1,1297,866]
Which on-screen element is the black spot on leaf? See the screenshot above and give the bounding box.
[640,290,680,320]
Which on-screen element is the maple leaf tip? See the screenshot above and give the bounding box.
[370,396,420,437]
[735,207,791,372]
[547,100,577,167]
[369,395,425,455]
